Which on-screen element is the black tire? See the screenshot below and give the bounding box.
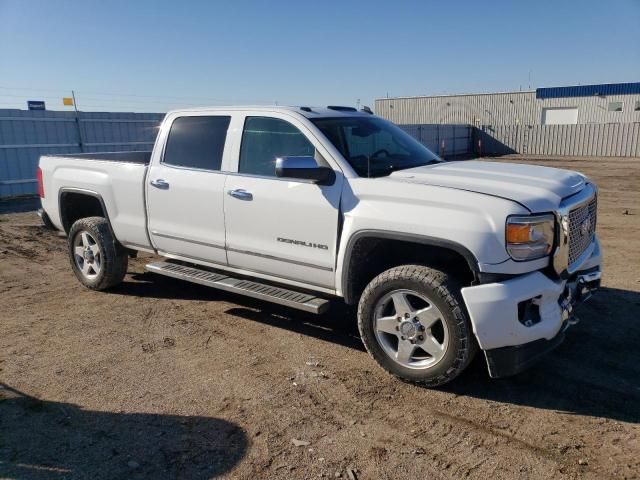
[68,216,128,290]
[357,264,477,387]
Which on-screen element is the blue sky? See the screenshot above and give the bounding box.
[0,0,638,112]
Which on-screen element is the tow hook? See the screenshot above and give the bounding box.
[559,291,579,330]
[559,287,575,323]
[577,270,602,302]
[560,270,602,330]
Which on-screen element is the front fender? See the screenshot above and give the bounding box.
[338,229,481,303]
[335,178,530,297]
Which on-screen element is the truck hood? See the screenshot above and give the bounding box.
[389,160,586,212]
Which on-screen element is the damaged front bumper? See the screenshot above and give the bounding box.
[483,268,600,378]
[461,239,602,378]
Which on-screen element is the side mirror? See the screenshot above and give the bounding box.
[275,156,335,185]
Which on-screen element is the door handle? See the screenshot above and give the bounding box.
[150,178,169,189]
[227,189,253,201]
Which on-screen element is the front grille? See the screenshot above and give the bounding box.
[567,196,597,265]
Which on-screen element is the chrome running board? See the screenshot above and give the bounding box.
[145,261,330,314]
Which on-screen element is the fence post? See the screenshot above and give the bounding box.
[72,90,84,152]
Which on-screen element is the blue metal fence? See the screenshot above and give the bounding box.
[400,124,473,159]
[1,111,473,198]
[0,109,164,198]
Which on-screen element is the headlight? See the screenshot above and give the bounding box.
[506,214,555,261]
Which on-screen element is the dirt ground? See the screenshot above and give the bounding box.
[1,156,639,480]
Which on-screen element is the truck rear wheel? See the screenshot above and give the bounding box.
[357,265,476,387]
[68,217,128,291]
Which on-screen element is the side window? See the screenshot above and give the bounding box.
[163,116,231,170]
[239,117,315,177]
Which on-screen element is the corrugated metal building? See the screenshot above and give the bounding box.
[375,82,640,126]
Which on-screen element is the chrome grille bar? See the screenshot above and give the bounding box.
[553,183,597,276]
[567,196,597,265]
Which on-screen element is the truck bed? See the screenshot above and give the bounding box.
[56,151,151,164]
[39,152,152,249]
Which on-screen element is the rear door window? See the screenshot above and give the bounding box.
[163,116,231,171]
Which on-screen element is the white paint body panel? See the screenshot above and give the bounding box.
[461,237,601,350]
[222,110,344,289]
[223,174,341,288]
[39,105,604,354]
[334,178,530,297]
[146,166,228,264]
[144,110,239,265]
[462,271,565,350]
[39,156,151,248]
[390,160,585,212]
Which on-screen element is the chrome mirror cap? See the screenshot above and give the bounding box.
[276,156,318,170]
[275,156,335,185]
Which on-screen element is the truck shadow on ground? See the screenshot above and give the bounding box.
[116,272,366,351]
[115,274,640,424]
[227,288,640,423]
[0,384,247,480]
[443,286,640,424]
[229,286,640,425]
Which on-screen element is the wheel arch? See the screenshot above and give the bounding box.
[58,187,112,234]
[340,230,480,305]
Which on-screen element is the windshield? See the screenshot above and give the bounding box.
[311,116,441,177]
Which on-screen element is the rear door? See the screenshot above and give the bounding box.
[146,113,233,265]
[223,113,343,289]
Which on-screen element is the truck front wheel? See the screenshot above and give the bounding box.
[357,265,477,387]
[68,217,128,291]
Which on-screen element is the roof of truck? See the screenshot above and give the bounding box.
[167,105,375,119]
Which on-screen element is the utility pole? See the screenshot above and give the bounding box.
[72,90,84,152]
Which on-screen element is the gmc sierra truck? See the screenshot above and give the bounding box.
[38,106,602,386]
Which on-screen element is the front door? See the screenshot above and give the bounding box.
[224,114,343,289]
[147,114,232,265]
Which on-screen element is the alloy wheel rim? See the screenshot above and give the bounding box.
[373,289,449,370]
[73,230,102,279]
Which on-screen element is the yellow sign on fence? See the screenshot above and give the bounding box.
[62,97,74,106]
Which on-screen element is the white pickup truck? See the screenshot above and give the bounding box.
[38,106,602,386]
